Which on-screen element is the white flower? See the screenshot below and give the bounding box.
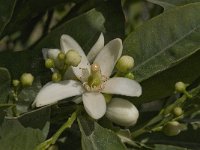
[33,34,142,119]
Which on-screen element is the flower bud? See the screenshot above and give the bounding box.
[65,50,81,67]
[20,73,34,87]
[57,52,65,61]
[162,121,181,136]
[125,72,134,80]
[173,107,183,116]
[52,72,62,82]
[12,80,20,87]
[116,55,134,73]
[106,98,139,126]
[175,81,186,93]
[45,58,54,68]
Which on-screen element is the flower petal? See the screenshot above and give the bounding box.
[33,80,84,107]
[42,48,60,72]
[94,38,122,77]
[87,33,104,63]
[82,92,106,119]
[72,96,82,104]
[42,48,60,62]
[60,35,90,82]
[102,77,142,97]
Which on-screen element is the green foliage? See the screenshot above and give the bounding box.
[147,0,200,9]
[78,116,126,150]
[0,119,45,150]
[0,0,200,149]
[123,3,200,102]
[0,67,11,103]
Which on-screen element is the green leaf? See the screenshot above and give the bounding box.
[147,0,200,10]
[0,67,11,103]
[0,119,45,150]
[0,0,71,37]
[17,79,42,114]
[78,116,126,150]
[18,106,51,138]
[123,3,200,103]
[136,51,200,103]
[143,127,200,149]
[0,51,35,78]
[33,0,124,54]
[0,0,124,78]
[0,0,16,36]
[154,144,188,150]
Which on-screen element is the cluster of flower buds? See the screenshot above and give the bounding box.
[116,55,134,79]
[45,50,81,82]
[12,73,34,88]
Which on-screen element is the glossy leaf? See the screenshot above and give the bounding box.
[78,116,126,150]
[147,0,200,10]
[18,106,51,138]
[0,0,124,79]
[0,0,71,38]
[0,67,11,103]
[33,0,124,54]
[136,51,200,103]
[123,3,200,102]
[0,119,45,150]
[144,127,200,149]
[0,0,16,36]
[17,79,42,114]
[154,144,187,150]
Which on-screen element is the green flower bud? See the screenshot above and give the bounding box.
[162,121,181,136]
[116,55,134,73]
[57,52,65,61]
[20,73,34,87]
[125,72,134,80]
[12,80,20,87]
[106,98,139,126]
[65,50,81,67]
[175,81,186,93]
[173,107,183,116]
[45,58,54,68]
[52,72,62,82]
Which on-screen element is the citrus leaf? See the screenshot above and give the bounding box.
[123,3,200,102]
[0,0,16,36]
[0,67,11,103]
[147,0,200,10]
[0,119,45,150]
[78,116,126,150]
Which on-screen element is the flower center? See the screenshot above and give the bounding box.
[83,63,107,92]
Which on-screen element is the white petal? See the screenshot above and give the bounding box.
[102,77,142,97]
[33,80,84,107]
[60,35,90,82]
[94,38,122,77]
[42,48,49,60]
[42,48,60,72]
[106,98,139,126]
[63,68,77,80]
[82,92,106,119]
[72,96,82,104]
[87,33,104,63]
